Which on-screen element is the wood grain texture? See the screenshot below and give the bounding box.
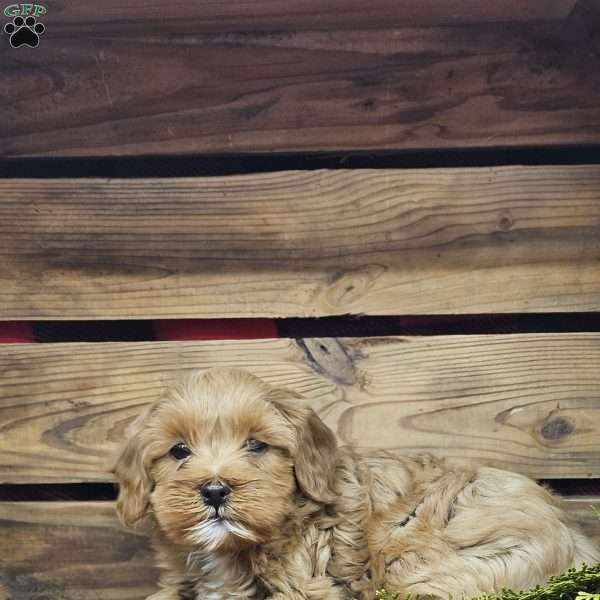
[2,166,600,319]
[29,0,578,33]
[0,501,158,600]
[2,13,599,157]
[1,334,599,484]
[564,497,600,542]
[0,498,598,600]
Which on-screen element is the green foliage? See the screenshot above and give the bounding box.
[575,593,600,600]
[375,564,600,600]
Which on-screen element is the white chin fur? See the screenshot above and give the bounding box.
[187,518,256,552]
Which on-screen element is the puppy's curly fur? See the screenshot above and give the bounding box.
[113,368,599,600]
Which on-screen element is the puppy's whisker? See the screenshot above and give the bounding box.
[233,479,261,488]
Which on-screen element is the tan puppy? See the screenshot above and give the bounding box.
[113,368,599,600]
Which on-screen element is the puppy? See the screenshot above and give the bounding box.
[113,368,599,600]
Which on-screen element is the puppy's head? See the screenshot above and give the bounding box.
[112,368,337,552]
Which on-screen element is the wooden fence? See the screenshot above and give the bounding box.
[1,1,599,598]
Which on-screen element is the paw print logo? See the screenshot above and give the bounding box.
[4,15,45,48]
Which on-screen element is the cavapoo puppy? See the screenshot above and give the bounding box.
[113,368,599,600]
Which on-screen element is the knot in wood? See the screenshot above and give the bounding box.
[540,417,574,441]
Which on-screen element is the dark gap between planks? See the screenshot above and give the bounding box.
[0,480,599,502]
[1,314,600,344]
[1,146,600,178]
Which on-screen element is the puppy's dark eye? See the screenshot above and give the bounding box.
[246,438,268,453]
[169,443,191,460]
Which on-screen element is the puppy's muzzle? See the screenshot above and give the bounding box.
[200,482,231,510]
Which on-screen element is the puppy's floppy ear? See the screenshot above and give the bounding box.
[111,408,156,529]
[267,389,338,504]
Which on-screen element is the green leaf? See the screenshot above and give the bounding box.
[376,564,600,600]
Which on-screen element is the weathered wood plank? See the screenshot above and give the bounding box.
[1,166,600,319]
[564,497,600,541]
[0,497,597,600]
[2,15,599,157]
[1,335,599,483]
[0,502,158,600]
[31,0,578,34]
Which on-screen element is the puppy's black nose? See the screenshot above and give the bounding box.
[200,483,231,509]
